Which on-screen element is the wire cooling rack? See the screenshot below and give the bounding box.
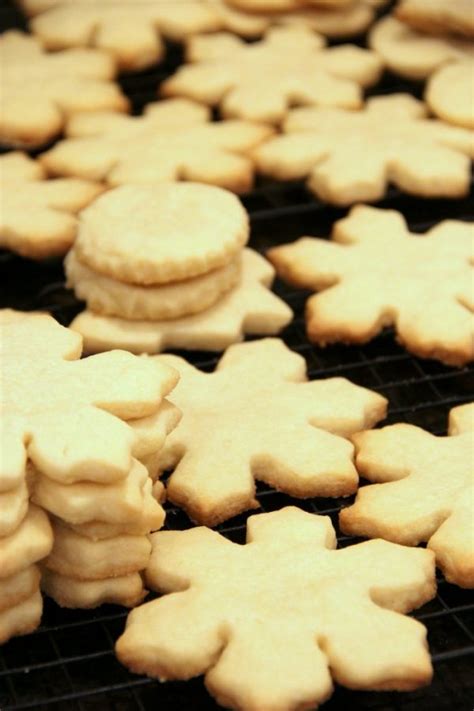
[1,1,473,709]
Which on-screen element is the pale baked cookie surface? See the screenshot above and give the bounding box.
[254,94,474,203]
[268,205,474,366]
[65,248,242,321]
[70,249,293,354]
[340,403,474,588]
[0,31,127,147]
[153,338,387,525]
[0,506,53,580]
[20,0,365,67]
[426,61,474,129]
[162,26,382,123]
[116,507,435,709]
[370,15,474,80]
[41,98,273,193]
[396,0,474,39]
[73,183,249,285]
[0,309,177,493]
[0,152,103,260]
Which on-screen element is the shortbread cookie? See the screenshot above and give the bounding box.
[340,403,474,588]
[41,99,273,193]
[396,0,474,39]
[155,338,387,525]
[70,249,293,354]
[0,505,53,580]
[67,477,165,539]
[426,61,474,129]
[117,507,435,709]
[0,480,28,537]
[0,153,103,260]
[44,520,152,579]
[41,569,146,608]
[0,31,127,148]
[370,16,474,80]
[254,94,474,204]
[0,309,178,492]
[65,250,242,321]
[32,458,162,525]
[21,0,339,68]
[268,206,474,366]
[128,400,182,461]
[20,0,215,70]
[74,184,248,285]
[0,566,40,612]
[162,26,382,124]
[0,591,43,645]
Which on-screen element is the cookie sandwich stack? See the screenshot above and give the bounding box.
[66,182,292,355]
[1,309,180,628]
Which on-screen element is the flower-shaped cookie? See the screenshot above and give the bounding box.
[254,94,474,203]
[341,403,474,588]
[117,507,436,710]
[41,98,273,193]
[155,338,387,524]
[162,26,382,123]
[0,310,178,493]
[268,206,474,365]
[0,152,103,260]
[0,31,127,147]
[70,249,293,355]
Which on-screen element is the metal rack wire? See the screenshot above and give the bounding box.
[1,0,473,708]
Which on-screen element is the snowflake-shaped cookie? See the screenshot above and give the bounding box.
[70,249,293,355]
[0,152,103,260]
[0,310,178,493]
[117,507,436,709]
[20,0,365,69]
[162,26,382,123]
[41,98,273,193]
[0,31,127,148]
[254,93,474,204]
[154,338,387,524]
[370,16,474,80]
[268,205,474,365]
[341,403,474,588]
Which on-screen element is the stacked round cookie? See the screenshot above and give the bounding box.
[66,183,249,325]
[65,182,293,355]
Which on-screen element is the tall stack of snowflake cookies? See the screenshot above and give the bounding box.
[66,183,292,354]
[0,309,180,637]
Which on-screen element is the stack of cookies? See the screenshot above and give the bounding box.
[65,182,293,355]
[0,505,53,645]
[33,397,182,610]
[1,309,181,628]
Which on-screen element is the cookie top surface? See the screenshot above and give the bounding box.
[74,183,249,284]
[116,507,435,709]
